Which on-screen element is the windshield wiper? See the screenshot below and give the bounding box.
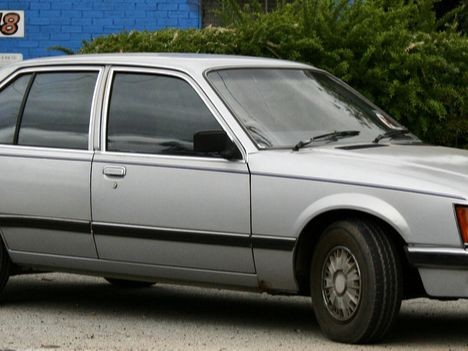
[373,129,410,144]
[293,130,360,151]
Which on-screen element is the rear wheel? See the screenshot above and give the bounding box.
[0,237,11,295]
[104,278,156,288]
[310,219,402,344]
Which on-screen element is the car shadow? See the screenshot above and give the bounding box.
[2,274,468,347]
[1,274,317,334]
[386,304,468,346]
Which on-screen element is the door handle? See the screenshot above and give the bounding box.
[103,166,126,177]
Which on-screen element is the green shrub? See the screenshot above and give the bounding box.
[80,0,468,148]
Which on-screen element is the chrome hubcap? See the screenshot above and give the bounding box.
[322,246,361,321]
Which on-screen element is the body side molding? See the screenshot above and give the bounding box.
[0,216,297,251]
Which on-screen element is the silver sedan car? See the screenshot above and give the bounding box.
[0,54,467,344]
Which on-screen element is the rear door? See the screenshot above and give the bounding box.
[91,67,254,273]
[0,67,103,258]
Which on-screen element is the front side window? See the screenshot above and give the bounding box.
[0,74,31,144]
[18,72,98,149]
[207,69,414,148]
[107,72,223,156]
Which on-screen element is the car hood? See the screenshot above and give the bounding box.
[248,144,468,200]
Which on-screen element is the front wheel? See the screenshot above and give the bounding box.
[310,219,402,344]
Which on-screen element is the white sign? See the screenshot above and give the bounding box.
[0,53,23,66]
[0,11,24,38]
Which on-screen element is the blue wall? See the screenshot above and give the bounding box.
[0,0,201,59]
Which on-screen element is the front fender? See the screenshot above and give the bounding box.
[293,193,412,242]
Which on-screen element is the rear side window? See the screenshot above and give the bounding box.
[18,72,98,149]
[107,72,222,156]
[0,74,31,144]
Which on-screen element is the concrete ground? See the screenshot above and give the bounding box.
[0,273,467,350]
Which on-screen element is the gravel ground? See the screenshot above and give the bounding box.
[0,273,467,350]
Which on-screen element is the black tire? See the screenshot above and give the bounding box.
[0,236,11,295]
[310,219,402,344]
[104,278,156,288]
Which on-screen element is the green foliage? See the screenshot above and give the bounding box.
[47,46,75,55]
[80,0,468,148]
[438,0,467,34]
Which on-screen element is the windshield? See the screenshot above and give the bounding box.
[207,68,413,149]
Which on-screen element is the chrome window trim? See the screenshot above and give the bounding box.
[94,150,247,165]
[88,67,107,152]
[0,143,93,155]
[0,65,105,152]
[92,156,249,175]
[100,66,248,163]
[0,145,93,162]
[92,65,112,151]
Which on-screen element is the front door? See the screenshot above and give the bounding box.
[91,68,254,273]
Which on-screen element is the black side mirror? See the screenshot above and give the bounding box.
[193,130,242,160]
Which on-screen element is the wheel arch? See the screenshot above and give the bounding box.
[293,203,424,298]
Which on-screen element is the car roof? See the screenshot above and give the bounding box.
[6,53,313,75]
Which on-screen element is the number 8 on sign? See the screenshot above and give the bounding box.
[0,12,20,36]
